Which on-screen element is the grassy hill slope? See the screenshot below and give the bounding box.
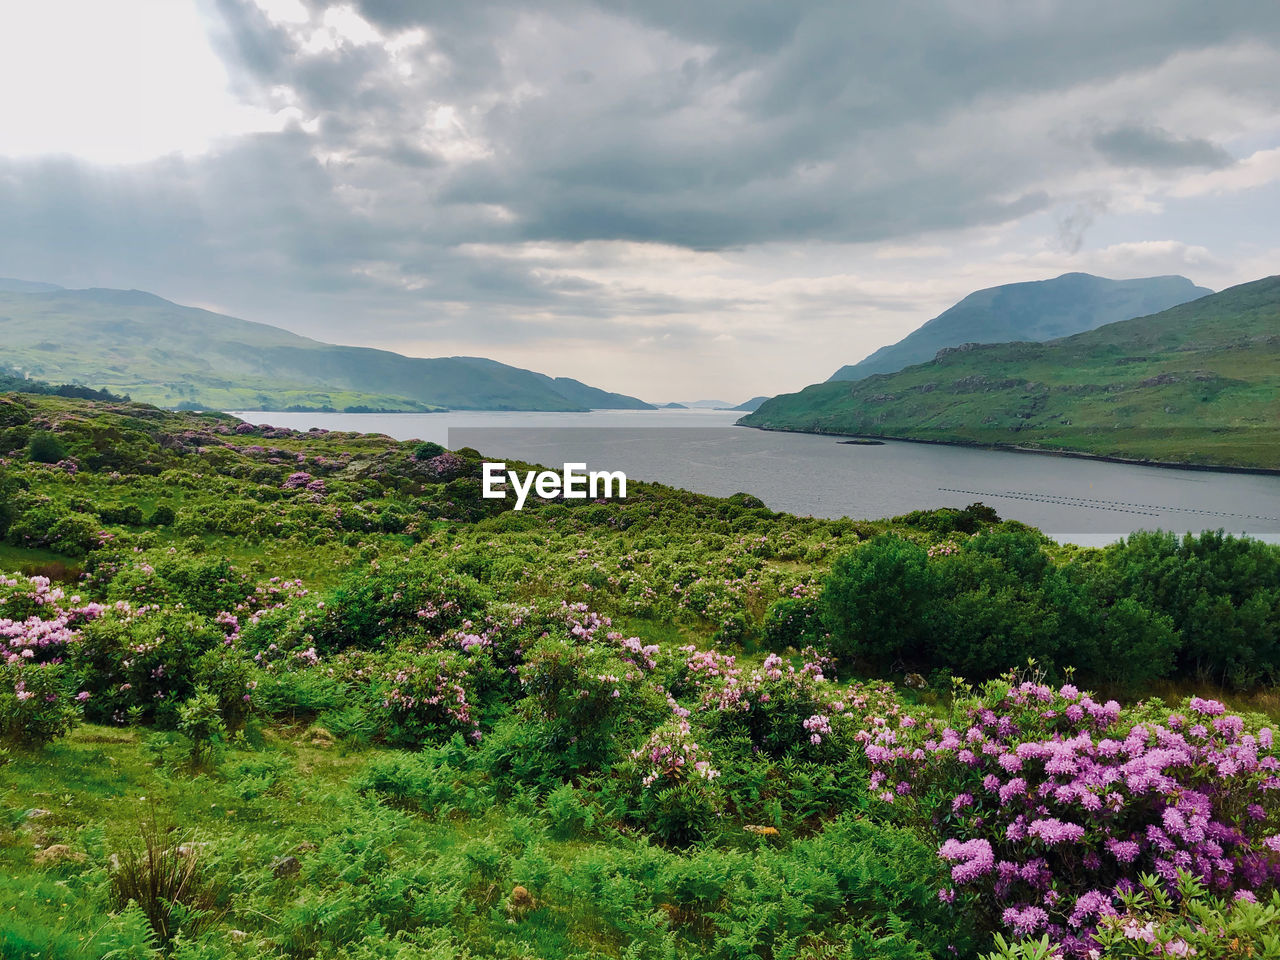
[743,275,1280,470]
[0,287,652,412]
[828,273,1211,381]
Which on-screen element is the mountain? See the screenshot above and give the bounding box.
[731,396,770,412]
[677,400,733,409]
[828,273,1212,382]
[0,286,653,412]
[0,278,64,293]
[741,276,1280,470]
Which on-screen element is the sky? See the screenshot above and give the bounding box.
[1,1,1278,402]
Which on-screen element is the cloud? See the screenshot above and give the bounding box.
[1170,146,1280,197]
[1092,124,1232,169]
[1,0,1279,396]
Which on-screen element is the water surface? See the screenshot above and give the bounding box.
[231,410,1280,544]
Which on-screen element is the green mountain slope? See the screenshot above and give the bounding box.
[829,273,1211,381]
[742,275,1280,470]
[0,286,653,412]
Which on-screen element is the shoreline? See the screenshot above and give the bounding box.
[735,421,1280,478]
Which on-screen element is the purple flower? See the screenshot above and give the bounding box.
[1028,817,1085,845]
[938,838,994,884]
[1001,905,1048,937]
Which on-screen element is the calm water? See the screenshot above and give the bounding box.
[231,410,1280,544]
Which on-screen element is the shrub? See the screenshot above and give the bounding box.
[517,637,665,770]
[866,677,1280,954]
[819,534,942,671]
[699,649,898,761]
[762,596,818,651]
[48,513,102,556]
[26,430,67,464]
[304,558,489,654]
[624,719,723,844]
[73,610,224,726]
[177,687,226,766]
[147,503,176,527]
[192,648,258,732]
[98,503,146,526]
[412,442,445,461]
[370,649,482,747]
[1090,530,1280,689]
[0,661,81,747]
[711,609,758,649]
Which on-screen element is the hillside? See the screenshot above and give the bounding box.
[0,286,652,412]
[828,273,1211,381]
[4,393,1280,959]
[742,275,1280,470]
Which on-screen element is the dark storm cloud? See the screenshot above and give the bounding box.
[4,0,1280,350]
[1092,124,1233,170]
[201,0,1280,249]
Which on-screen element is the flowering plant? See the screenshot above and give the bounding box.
[1,660,81,747]
[867,676,1280,956]
[699,649,900,759]
[624,719,724,845]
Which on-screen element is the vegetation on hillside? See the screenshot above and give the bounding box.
[4,392,1280,959]
[0,287,653,412]
[744,275,1280,470]
[0,367,129,403]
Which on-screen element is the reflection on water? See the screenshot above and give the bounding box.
[231,409,1280,546]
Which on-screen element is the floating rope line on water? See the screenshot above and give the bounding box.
[937,487,1280,523]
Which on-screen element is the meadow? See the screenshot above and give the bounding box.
[3,392,1280,960]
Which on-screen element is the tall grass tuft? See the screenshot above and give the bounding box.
[109,808,225,946]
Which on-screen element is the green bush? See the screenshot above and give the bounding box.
[148,503,176,526]
[304,558,490,654]
[1089,529,1280,688]
[193,648,257,732]
[517,637,664,770]
[0,662,81,747]
[26,430,67,463]
[819,534,942,671]
[177,687,226,766]
[762,596,818,650]
[73,610,224,726]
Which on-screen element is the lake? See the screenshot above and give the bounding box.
[231,409,1280,545]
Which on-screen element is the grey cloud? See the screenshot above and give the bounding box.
[1092,124,1234,169]
[4,0,1280,372]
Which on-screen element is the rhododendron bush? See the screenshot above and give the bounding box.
[867,675,1280,956]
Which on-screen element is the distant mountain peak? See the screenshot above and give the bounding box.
[828,273,1212,382]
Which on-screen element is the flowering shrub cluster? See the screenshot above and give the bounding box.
[867,677,1280,955]
[0,574,98,744]
[696,647,900,759]
[375,649,480,745]
[631,718,720,789]
[625,718,724,844]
